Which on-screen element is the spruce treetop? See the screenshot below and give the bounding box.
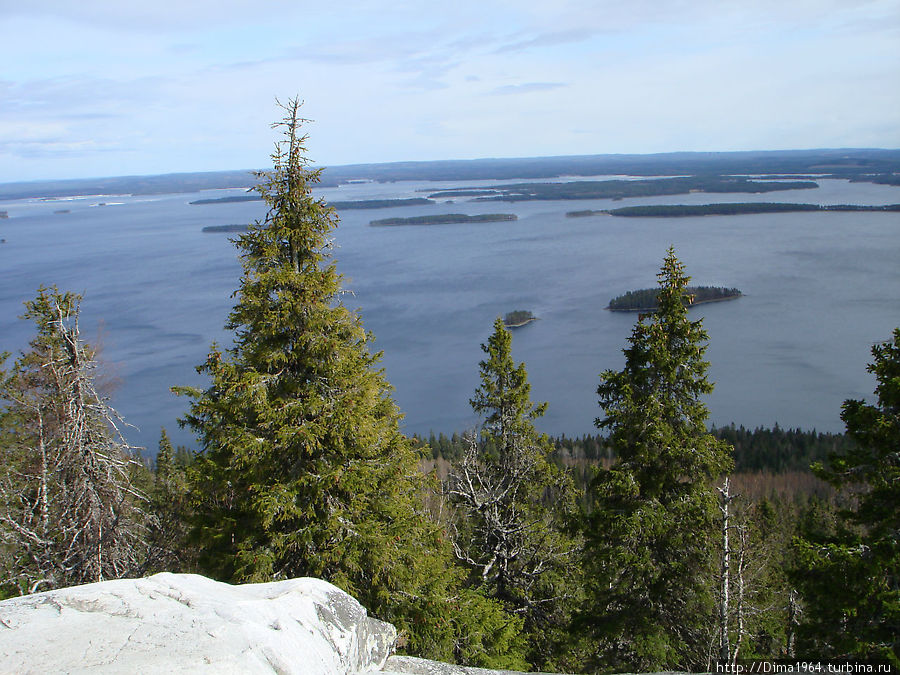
[471,317,548,452]
[597,246,729,486]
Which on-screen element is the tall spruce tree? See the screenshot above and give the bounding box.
[792,328,900,665]
[448,317,579,670]
[581,248,732,671]
[176,100,517,664]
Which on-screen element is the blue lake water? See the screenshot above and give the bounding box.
[1,177,899,452]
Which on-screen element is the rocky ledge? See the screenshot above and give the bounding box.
[0,573,560,674]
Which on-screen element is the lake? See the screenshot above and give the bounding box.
[1,177,898,453]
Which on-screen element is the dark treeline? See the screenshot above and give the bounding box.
[369,213,516,226]
[428,176,819,203]
[191,195,433,209]
[189,194,261,204]
[607,285,741,311]
[420,424,853,474]
[201,224,249,233]
[4,148,900,202]
[502,309,536,327]
[604,202,900,217]
[850,173,900,186]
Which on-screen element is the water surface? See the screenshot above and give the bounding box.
[1,178,898,451]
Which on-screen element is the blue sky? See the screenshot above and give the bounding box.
[2,0,898,182]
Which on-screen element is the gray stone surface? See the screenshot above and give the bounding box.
[0,572,396,674]
[376,655,568,675]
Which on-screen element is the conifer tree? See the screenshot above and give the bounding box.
[155,427,175,487]
[0,287,146,594]
[581,248,732,671]
[449,317,579,670]
[176,100,516,664]
[144,427,193,573]
[792,328,900,665]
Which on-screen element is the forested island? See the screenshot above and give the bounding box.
[502,310,536,328]
[192,195,433,209]
[592,202,900,217]
[201,224,249,233]
[427,176,819,203]
[369,213,516,226]
[608,285,742,311]
[190,194,261,205]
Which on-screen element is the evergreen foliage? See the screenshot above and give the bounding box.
[143,427,194,573]
[175,100,512,664]
[580,248,733,671]
[448,318,580,670]
[425,425,851,475]
[792,328,900,664]
[0,287,146,595]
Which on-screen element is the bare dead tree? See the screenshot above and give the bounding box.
[0,288,148,595]
[713,478,788,665]
[447,432,577,619]
[718,476,737,661]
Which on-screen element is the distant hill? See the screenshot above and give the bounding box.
[2,148,899,200]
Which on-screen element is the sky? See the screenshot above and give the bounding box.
[2,0,899,183]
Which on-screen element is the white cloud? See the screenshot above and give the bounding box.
[490,82,568,95]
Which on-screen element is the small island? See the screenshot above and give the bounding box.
[503,310,537,328]
[369,213,517,227]
[566,209,606,218]
[202,224,250,233]
[190,195,261,205]
[608,286,742,311]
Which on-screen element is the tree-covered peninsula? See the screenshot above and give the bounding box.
[428,176,819,203]
[190,194,262,205]
[192,195,433,209]
[608,285,742,311]
[369,213,516,226]
[201,224,249,233]
[595,202,900,217]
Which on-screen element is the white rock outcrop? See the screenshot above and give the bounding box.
[0,572,396,674]
[382,655,564,675]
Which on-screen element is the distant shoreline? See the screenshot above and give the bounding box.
[504,317,538,328]
[202,224,248,233]
[370,213,517,227]
[607,295,741,312]
[569,202,900,218]
[3,149,899,201]
[607,286,742,312]
[191,196,434,209]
